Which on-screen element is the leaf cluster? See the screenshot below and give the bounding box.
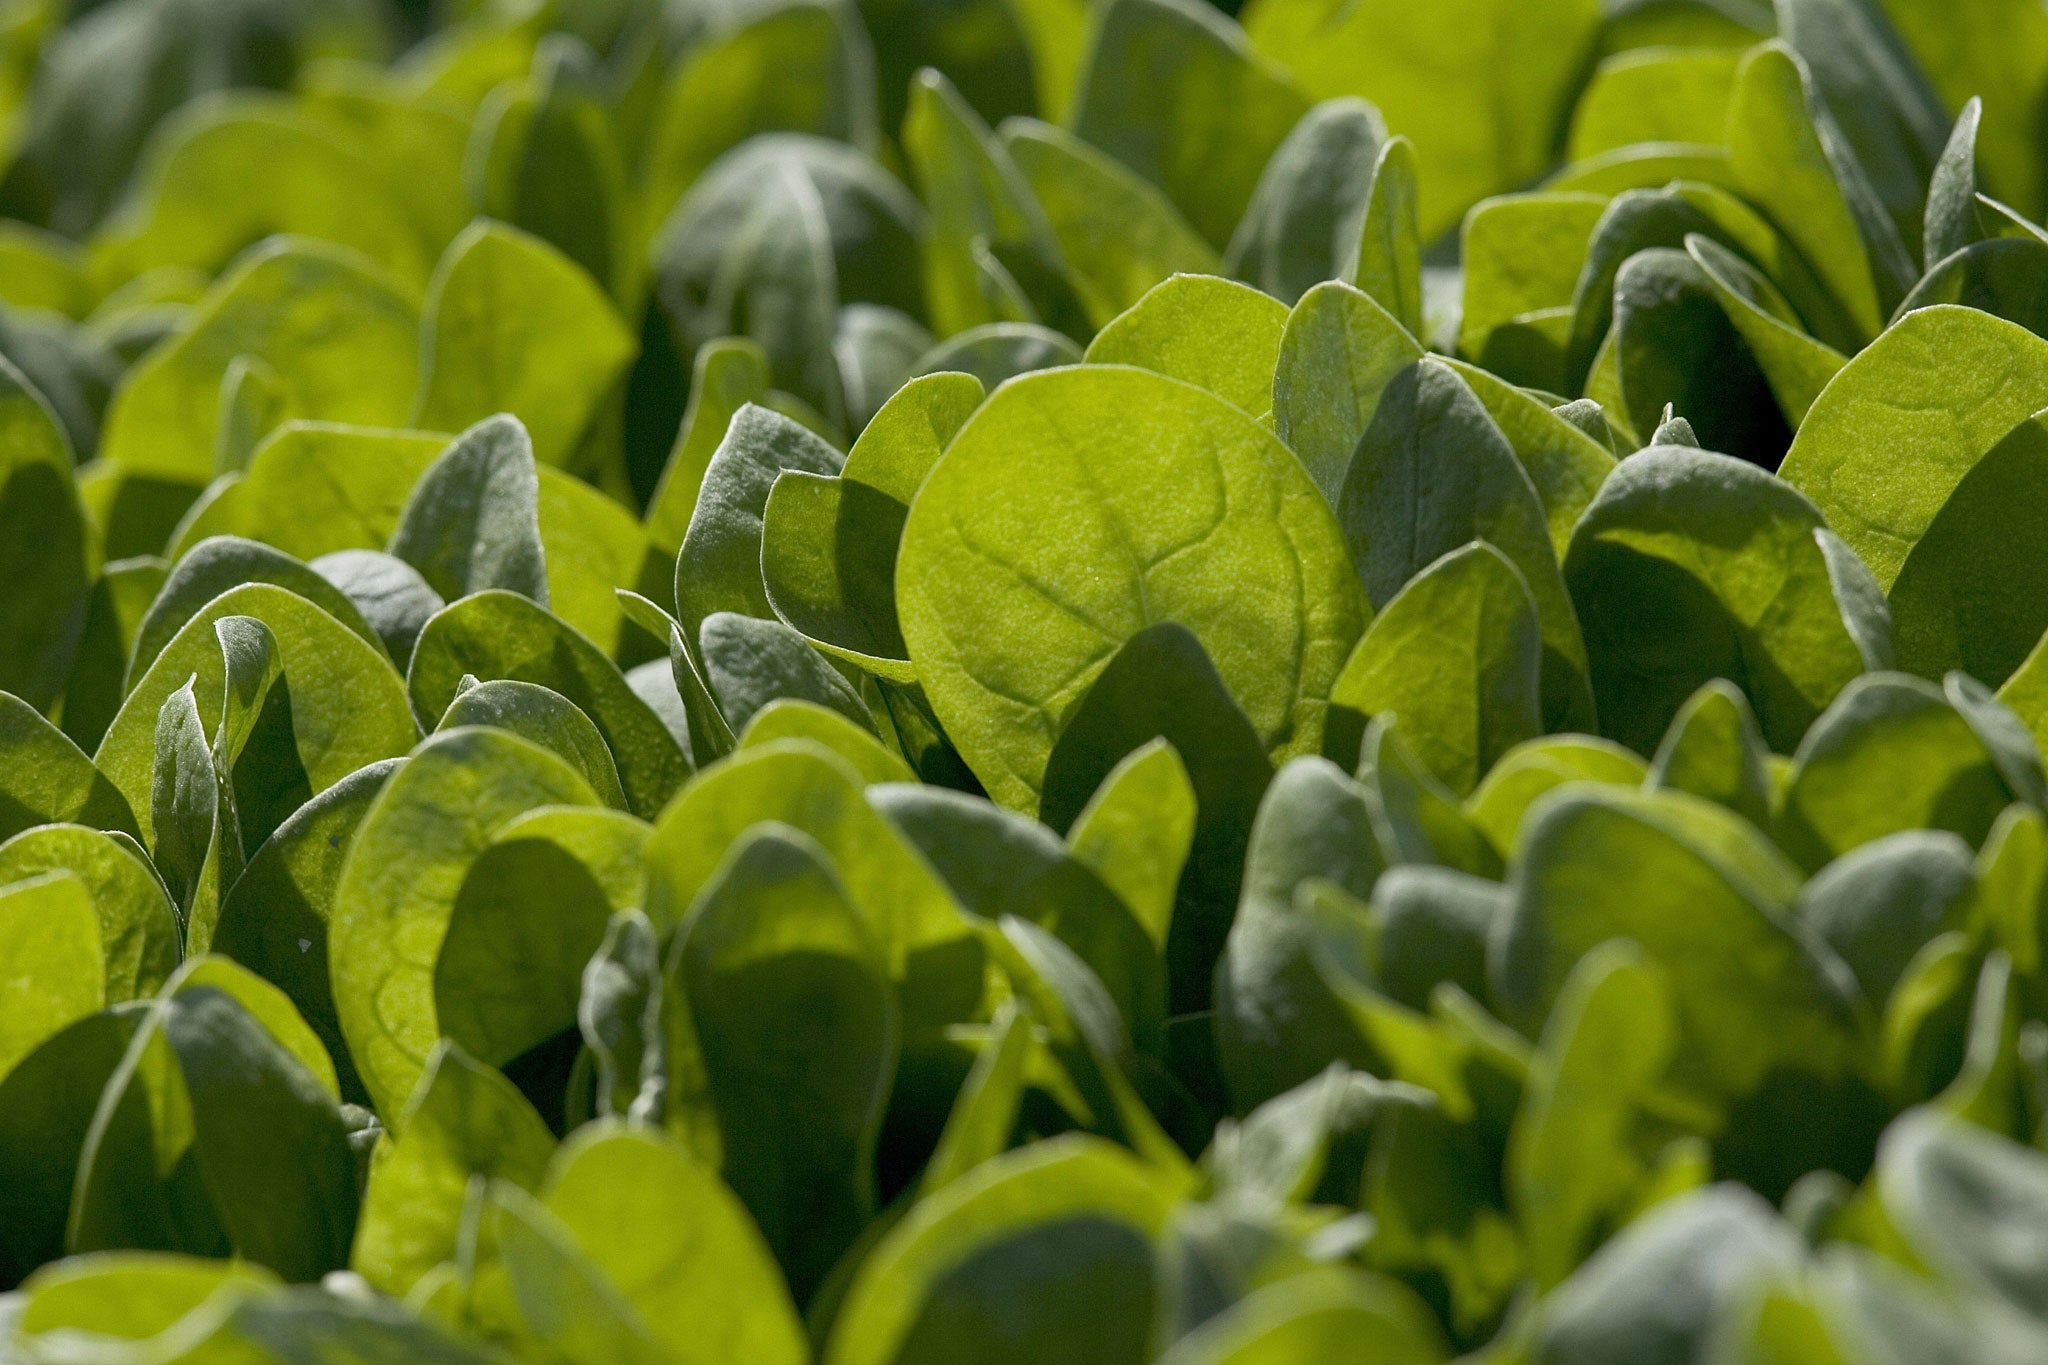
[4,1,2048,1363]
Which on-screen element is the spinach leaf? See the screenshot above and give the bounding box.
[913,321,1083,387]
[1071,0,1309,250]
[1529,1187,1803,1365]
[653,135,925,428]
[1001,118,1221,327]
[132,534,388,683]
[1508,942,1680,1289]
[99,584,419,875]
[643,739,980,1029]
[1225,98,1387,307]
[407,591,688,818]
[434,805,647,1078]
[172,422,448,563]
[99,98,435,292]
[1459,192,1608,379]
[212,758,397,1105]
[824,1137,1180,1365]
[1328,541,1543,798]
[1565,444,1879,754]
[1726,41,1916,338]
[1778,0,1948,255]
[638,0,881,247]
[0,825,179,1005]
[1594,247,1789,465]
[0,872,104,1084]
[676,403,846,654]
[312,550,443,667]
[471,41,632,301]
[644,338,771,565]
[1923,98,1986,270]
[758,372,981,681]
[672,824,897,1299]
[1215,757,1386,1110]
[1039,623,1271,1015]
[436,678,628,810]
[905,68,1075,340]
[1775,672,2022,870]
[697,610,874,735]
[0,358,88,711]
[1241,0,1601,239]
[1796,830,1976,1006]
[1495,786,1877,1194]
[872,782,1165,1048]
[351,1039,556,1293]
[1568,48,1742,161]
[99,241,421,482]
[1901,238,2048,344]
[0,1010,145,1282]
[1889,409,2048,685]
[329,727,600,1116]
[413,222,636,471]
[1338,358,1593,733]
[1648,680,1775,830]
[0,693,138,844]
[1682,234,1847,427]
[1083,275,1289,416]
[898,365,1364,812]
[540,1122,809,1363]
[1271,280,1423,506]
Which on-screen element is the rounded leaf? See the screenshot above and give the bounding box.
[897,365,1364,813]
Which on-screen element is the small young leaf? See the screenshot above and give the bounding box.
[1351,135,1423,339]
[1339,357,1591,732]
[407,591,687,818]
[1328,541,1543,798]
[388,415,551,608]
[1924,97,1986,270]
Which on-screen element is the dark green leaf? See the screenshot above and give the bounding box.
[1071,0,1309,249]
[0,357,88,710]
[1923,97,1986,270]
[1565,444,1879,754]
[1338,358,1592,733]
[674,824,897,1299]
[1224,97,1385,307]
[1040,623,1272,1016]
[387,415,551,609]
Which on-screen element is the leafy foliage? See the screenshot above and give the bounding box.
[6,0,2048,1361]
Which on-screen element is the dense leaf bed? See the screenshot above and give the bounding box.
[5,0,2048,1360]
